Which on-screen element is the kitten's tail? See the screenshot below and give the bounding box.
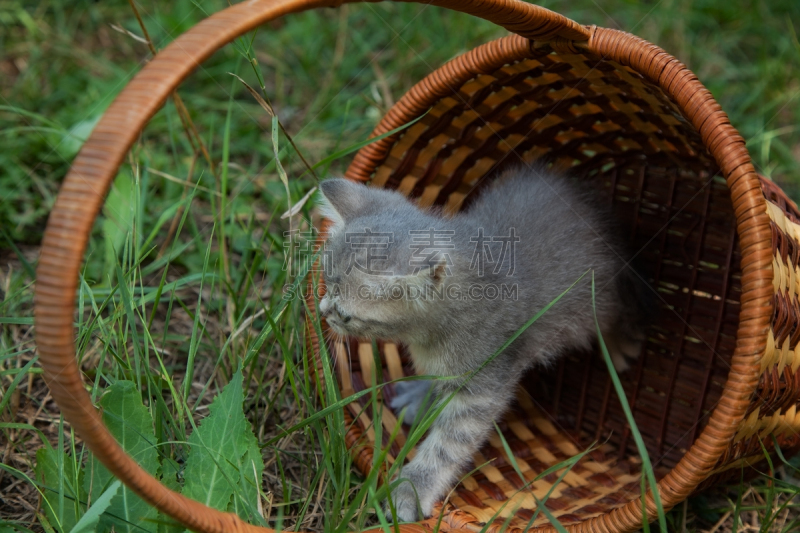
[604,264,654,373]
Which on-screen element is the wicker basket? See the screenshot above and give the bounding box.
[33,1,799,533]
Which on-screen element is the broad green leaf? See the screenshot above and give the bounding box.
[158,459,185,533]
[35,445,86,533]
[55,115,100,160]
[160,458,182,493]
[231,439,265,523]
[183,370,260,523]
[84,381,158,533]
[69,481,120,533]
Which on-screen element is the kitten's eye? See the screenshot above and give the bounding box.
[342,315,352,324]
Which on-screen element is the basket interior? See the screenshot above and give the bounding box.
[323,44,742,528]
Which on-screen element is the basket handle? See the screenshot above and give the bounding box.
[32,1,587,532]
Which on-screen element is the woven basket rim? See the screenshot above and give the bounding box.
[31,1,772,533]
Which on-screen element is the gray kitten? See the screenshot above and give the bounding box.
[317,166,646,522]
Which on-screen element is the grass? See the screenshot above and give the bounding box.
[2,0,800,532]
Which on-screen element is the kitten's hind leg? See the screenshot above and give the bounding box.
[605,266,652,372]
[601,324,646,373]
[389,380,435,426]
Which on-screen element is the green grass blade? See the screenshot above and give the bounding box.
[68,481,121,533]
[591,273,666,532]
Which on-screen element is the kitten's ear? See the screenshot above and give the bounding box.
[317,178,372,229]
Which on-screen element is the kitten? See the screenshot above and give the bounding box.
[316,165,648,522]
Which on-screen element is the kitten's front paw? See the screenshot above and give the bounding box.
[389,380,434,425]
[384,480,423,523]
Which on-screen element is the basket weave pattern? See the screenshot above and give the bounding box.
[30,1,796,532]
[323,25,794,533]
[310,31,761,531]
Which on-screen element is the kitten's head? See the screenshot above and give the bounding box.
[316,179,447,341]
